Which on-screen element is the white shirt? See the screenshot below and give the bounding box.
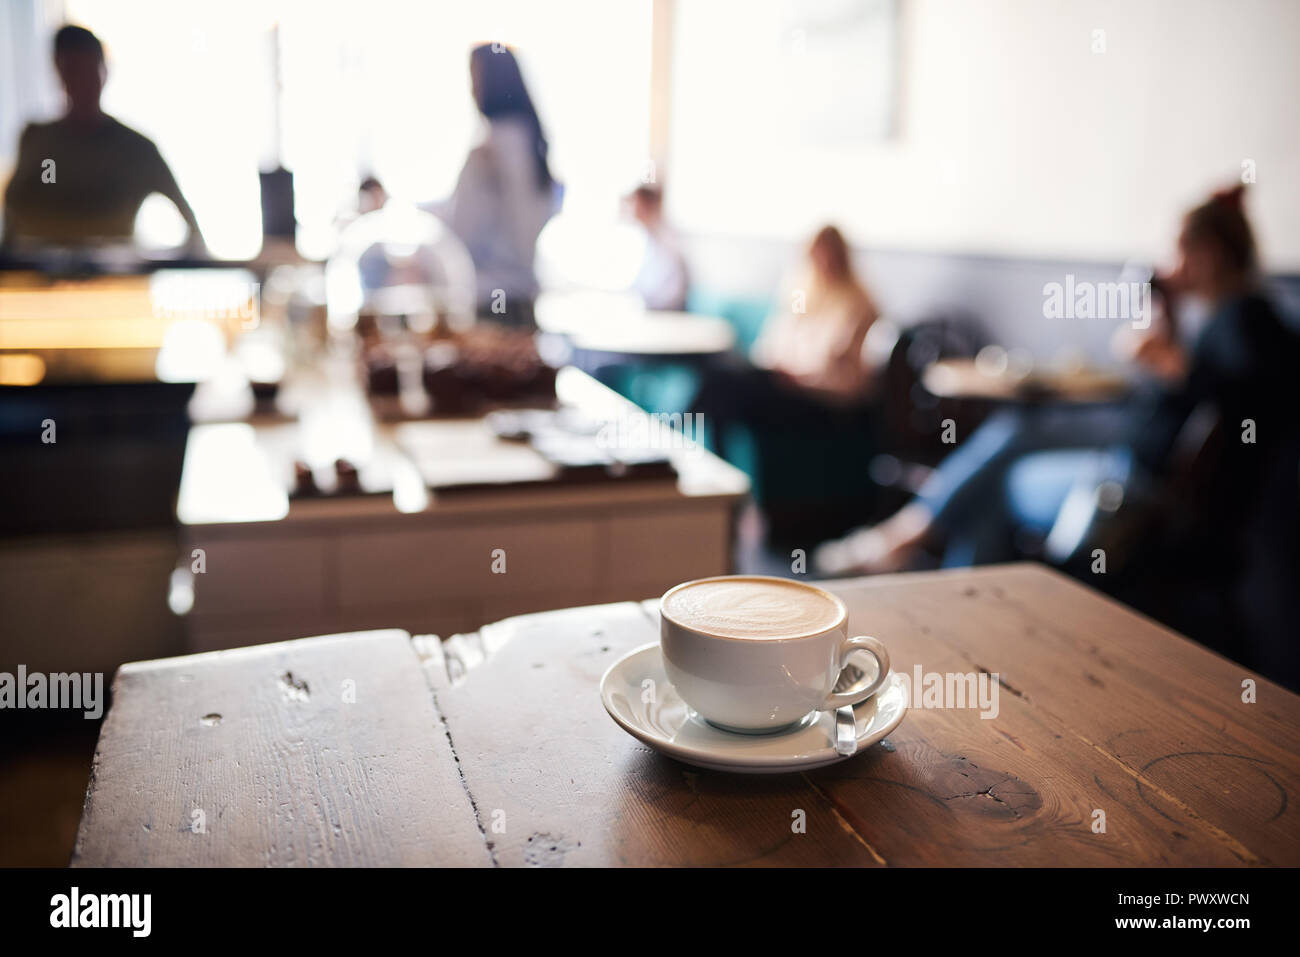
[752,271,878,402]
[632,225,689,312]
[442,117,556,306]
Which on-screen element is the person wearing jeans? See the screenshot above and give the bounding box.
[816,185,1299,581]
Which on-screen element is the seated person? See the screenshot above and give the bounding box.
[692,225,879,459]
[816,185,1300,576]
[627,183,689,312]
[2,25,204,252]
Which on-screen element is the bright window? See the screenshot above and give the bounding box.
[62,0,653,260]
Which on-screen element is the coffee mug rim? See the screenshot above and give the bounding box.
[659,574,848,643]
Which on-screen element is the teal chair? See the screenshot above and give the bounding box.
[591,289,769,417]
[694,290,879,542]
[685,288,770,354]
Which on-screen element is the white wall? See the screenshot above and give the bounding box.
[668,0,1300,271]
[0,0,63,181]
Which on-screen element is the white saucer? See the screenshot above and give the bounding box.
[600,643,908,774]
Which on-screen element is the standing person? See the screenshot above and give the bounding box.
[627,182,689,311]
[691,225,880,460]
[440,44,558,328]
[2,25,204,252]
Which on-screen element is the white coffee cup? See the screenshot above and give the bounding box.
[659,575,891,734]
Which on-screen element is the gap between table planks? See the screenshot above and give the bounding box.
[72,630,489,866]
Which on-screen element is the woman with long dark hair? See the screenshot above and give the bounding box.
[442,44,558,327]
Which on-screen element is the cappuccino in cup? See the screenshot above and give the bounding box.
[659,576,891,733]
[661,576,844,640]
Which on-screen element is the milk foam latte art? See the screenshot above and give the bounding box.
[660,576,844,639]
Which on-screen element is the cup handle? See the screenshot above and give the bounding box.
[823,635,890,711]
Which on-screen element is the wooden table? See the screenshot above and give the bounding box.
[923,358,1130,403]
[535,290,735,359]
[73,563,1300,866]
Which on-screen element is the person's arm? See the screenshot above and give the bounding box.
[1112,291,1187,383]
[750,308,786,369]
[1131,331,1189,381]
[147,143,206,254]
[750,270,802,367]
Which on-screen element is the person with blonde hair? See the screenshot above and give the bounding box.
[818,185,1300,691]
[753,225,879,401]
[692,224,880,460]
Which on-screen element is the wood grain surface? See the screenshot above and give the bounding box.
[424,563,1300,866]
[797,566,1300,865]
[72,630,488,866]
[76,564,1300,866]
[418,608,881,866]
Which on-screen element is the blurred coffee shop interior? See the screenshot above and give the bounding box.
[2,0,1298,861]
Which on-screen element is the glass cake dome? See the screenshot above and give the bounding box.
[325,203,476,336]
